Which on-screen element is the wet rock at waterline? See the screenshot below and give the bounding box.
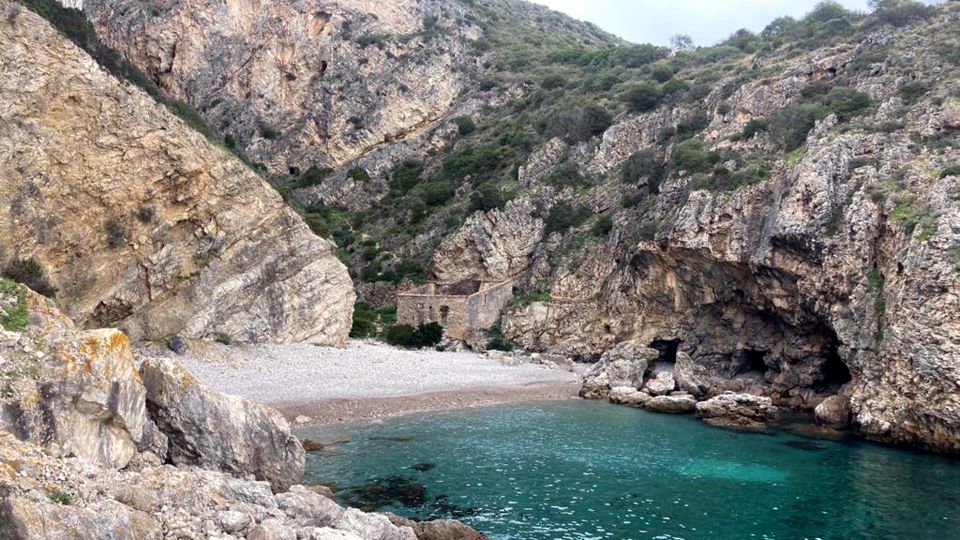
[695,393,780,432]
[644,394,698,414]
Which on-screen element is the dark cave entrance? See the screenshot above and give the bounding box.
[739,349,769,375]
[821,338,852,388]
[649,339,682,364]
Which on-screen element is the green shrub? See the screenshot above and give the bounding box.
[486,320,513,352]
[350,302,378,338]
[0,279,28,332]
[47,490,72,506]
[822,86,873,121]
[590,215,614,237]
[670,139,720,173]
[291,166,334,189]
[543,163,591,189]
[213,333,232,345]
[470,183,511,212]
[739,118,770,140]
[650,64,674,83]
[767,103,828,151]
[547,105,612,143]
[419,180,456,206]
[453,116,477,136]
[348,167,371,183]
[897,81,931,105]
[541,73,567,90]
[623,83,663,112]
[385,322,443,348]
[439,144,504,185]
[390,161,424,194]
[544,202,591,236]
[610,43,669,67]
[869,0,935,27]
[621,150,666,194]
[2,259,57,298]
[940,165,960,179]
[662,78,691,98]
[676,112,711,140]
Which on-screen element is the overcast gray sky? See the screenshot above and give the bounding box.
[532,0,939,46]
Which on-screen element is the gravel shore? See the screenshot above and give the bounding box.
[139,340,582,425]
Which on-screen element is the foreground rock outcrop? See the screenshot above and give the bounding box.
[0,2,354,345]
[140,357,305,492]
[1,284,484,539]
[695,393,780,432]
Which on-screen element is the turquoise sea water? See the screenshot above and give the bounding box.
[301,400,960,540]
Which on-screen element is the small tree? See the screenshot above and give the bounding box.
[669,34,694,53]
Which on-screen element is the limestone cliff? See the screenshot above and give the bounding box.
[0,3,354,345]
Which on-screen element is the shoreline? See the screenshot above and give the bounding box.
[136,339,584,427]
[278,380,582,427]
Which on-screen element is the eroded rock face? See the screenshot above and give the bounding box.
[0,288,147,469]
[815,395,851,428]
[79,0,480,174]
[580,342,659,399]
[432,198,546,283]
[0,4,353,345]
[139,357,305,492]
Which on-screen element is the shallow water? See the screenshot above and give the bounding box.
[302,400,960,540]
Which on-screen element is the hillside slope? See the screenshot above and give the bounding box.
[0,1,354,345]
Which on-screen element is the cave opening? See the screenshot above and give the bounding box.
[649,339,682,363]
[740,349,769,374]
[822,341,852,388]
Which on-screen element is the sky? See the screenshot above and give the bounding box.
[532,0,940,46]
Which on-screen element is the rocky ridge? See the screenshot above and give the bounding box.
[0,1,354,345]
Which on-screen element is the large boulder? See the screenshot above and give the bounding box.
[695,393,780,431]
[644,394,697,414]
[386,514,487,540]
[815,395,851,428]
[0,496,157,540]
[139,358,305,492]
[642,367,676,396]
[608,386,651,408]
[580,341,659,399]
[0,287,147,469]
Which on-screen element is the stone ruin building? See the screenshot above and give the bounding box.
[396,278,514,340]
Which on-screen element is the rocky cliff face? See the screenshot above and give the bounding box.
[49,0,960,454]
[80,0,481,174]
[0,2,354,345]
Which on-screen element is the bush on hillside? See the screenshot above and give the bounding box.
[544,202,591,236]
[389,161,424,194]
[2,259,57,298]
[420,180,456,207]
[869,0,935,27]
[623,83,662,113]
[622,150,666,194]
[676,112,711,140]
[547,105,613,144]
[767,103,828,151]
[470,183,511,213]
[453,116,477,136]
[350,302,378,338]
[669,140,720,174]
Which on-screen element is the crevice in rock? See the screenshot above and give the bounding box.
[649,339,681,364]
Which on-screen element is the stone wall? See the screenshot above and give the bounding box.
[397,279,513,340]
[467,279,514,331]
